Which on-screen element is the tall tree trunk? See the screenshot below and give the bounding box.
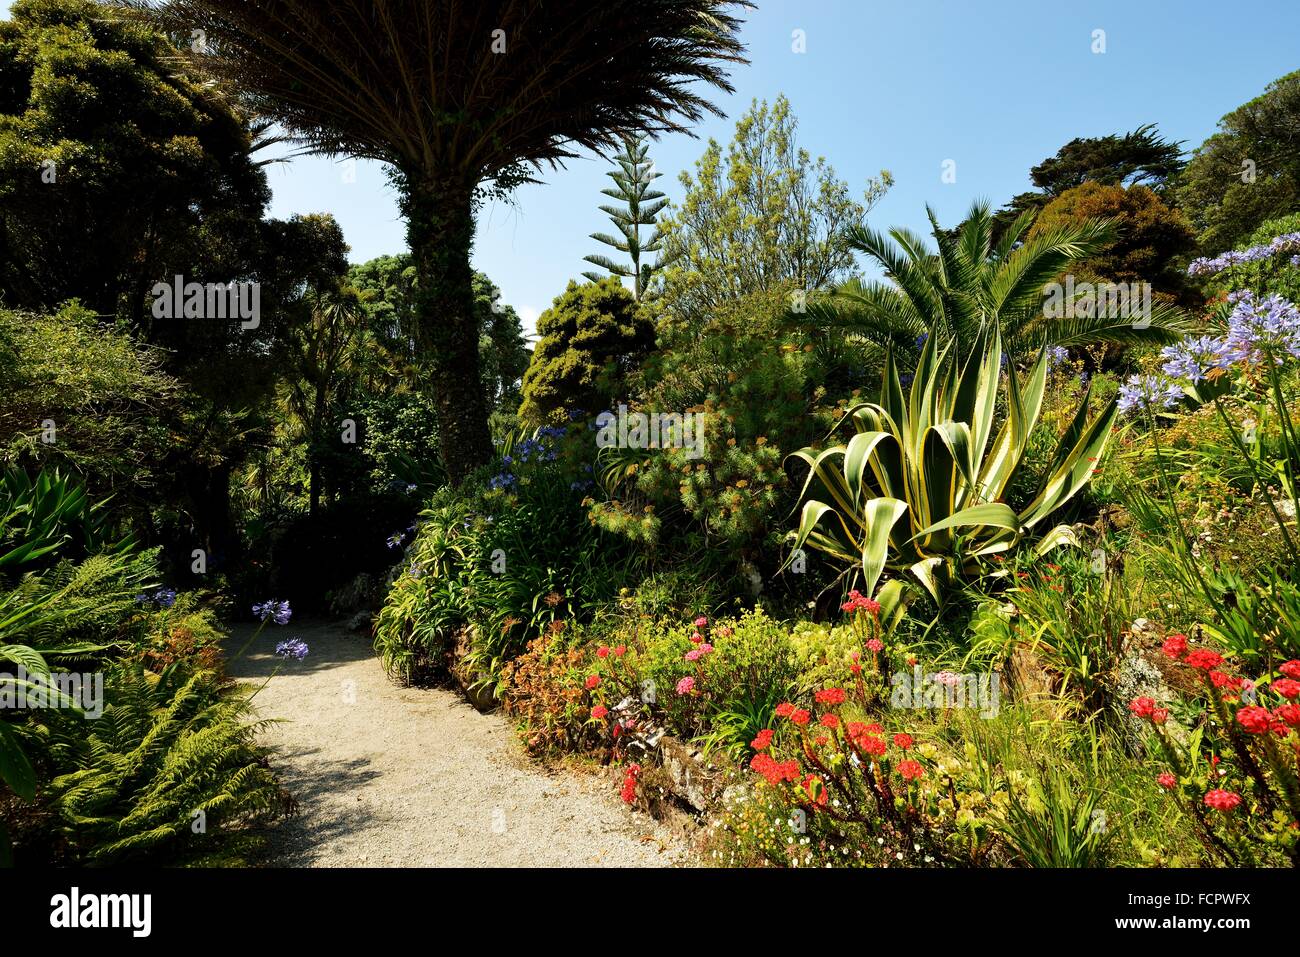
[405,175,493,484]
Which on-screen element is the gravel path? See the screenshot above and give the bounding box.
[225,620,684,867]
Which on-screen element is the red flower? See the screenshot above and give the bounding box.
[819,713,840,729]
[1276,703,1300,727]
[584,674,601,690]
[621,764,641,804]
[866,638,884,653]
[850,663,862,675]
[897,759,924,781]
[1203,789,1242,813]
[751,754,798,787]
[751,729,775,751]
[1161,634,1187,659]
[814,687,846,706]
[1156,773,1177,790]
[840,589,882,617]
[596,646,610,658]
[893,733,914,750]
[1185,649,1224,671]
[864,722,884,734]
[1151,708,1169,725]
[1279,660,1300,681]
[614,645,627,657]
[1128,697,1156,719]
[857,735,887,757]
[774,702,795,718]
[789,709,811,727]
[591,705,608,720]
[1272,678,1300,700]
[1236,706,1272,734]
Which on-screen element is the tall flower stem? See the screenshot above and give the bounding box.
[1209,395,1300,565]
[1144,408,1215,604]
[1264,361,1300,529]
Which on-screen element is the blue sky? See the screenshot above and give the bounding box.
[7,1,1299,336]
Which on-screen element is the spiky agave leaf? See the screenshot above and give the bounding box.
[785,323,1116,602]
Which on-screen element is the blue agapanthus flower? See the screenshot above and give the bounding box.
[1117,374,1184,416]
[253,599,292,625]
[1222,291,1300,366]
[1048,345,1069,368]
[275,638,309,661]
[386,531,406,550]
[1160,335,1234,384]
[135,587,177,608]
[1187,232,1300,277]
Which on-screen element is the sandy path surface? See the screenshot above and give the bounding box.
[225,620,684,867]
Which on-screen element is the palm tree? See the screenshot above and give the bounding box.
[281,285,366,516]
[582,134,675,299]
[797,200,1190,357]
[143,0,751,482]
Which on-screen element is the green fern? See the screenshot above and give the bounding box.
[40,663,292,865]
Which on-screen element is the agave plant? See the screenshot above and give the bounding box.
[787,325,1117,602]
[793,200,1190,356]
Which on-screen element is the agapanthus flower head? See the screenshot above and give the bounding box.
[136,587,178,608]
[1221,291,1300,366]
[1117,374,1183,416]
[1187,232,1300,277]
[1160,335,1234,383]
[253,599,292,625]
[275,638,309,660]
[1048,345,1069,368]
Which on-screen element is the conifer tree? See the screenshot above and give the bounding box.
[583,135,675,300]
